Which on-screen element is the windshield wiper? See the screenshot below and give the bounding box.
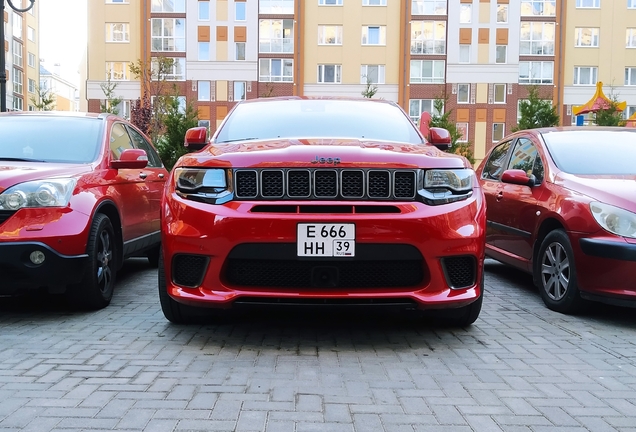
[0,157,47,162]
[216,137,260,144]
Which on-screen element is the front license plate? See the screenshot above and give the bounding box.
[297,223,355,257]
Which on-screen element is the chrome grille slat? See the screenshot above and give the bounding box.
[234,169,417,201]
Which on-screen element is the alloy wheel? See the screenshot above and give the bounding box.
[540,241,570,301]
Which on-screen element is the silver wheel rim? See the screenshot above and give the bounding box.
[540,241,570,301]
[96,229,113,294]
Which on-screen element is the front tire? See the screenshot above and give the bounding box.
[535,229,585,314]
[67,213,116,310]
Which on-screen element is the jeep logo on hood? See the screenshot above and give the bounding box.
[311,156,341,165]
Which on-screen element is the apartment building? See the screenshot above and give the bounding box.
[82,0,636,166]
[2,0,39,111]
[39,64,78,111]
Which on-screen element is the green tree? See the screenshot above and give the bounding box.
[428,98,475,164]
[513,85,559,131]
[100,75,123,115]
[594,92,626,126]
[156,90,199,170]
[361,76,378,98]
[30,85,56,111]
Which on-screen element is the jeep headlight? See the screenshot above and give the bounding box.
[590,202,636,239]
[418,169,474,205]
[174,168,231,204]
[0,178,77,210]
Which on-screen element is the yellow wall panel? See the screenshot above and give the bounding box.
[216,80,228,101]
[476,83,488,104]
[478,44,489,63]
[216,42,228,61]
[216,0,228,21]
[474,122,488,166]
[479,3,490,23]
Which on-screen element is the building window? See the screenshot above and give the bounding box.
[259,0,294,13]
[198,1,210,20]
[519,61,554,84]
[360,65,385,84]
[13,97,24,111]
[151,18,186,52]
[318,64,342,83]
[411,0,446,15]
[521,1,556,16]
[106,23,130,42]
[13,68,23,94]
[318,25,343,45]
[626,67,636,86]
[13,40,23,67]
[459,44,470,63]
[106,62,129,80]
[457,84,470,104]
[629,0,636,8]
[625,105,636,119]
[236,42,246,60]
[259,58,293,82]
[234,81,247,101]
[408,98,443,123]
[410,60,445,83]
[496,45,507,63]
[575,28,599,47]
[362,26,386,45]
[152,58,186,80]
[494,84,506,103]
[456,123,468,142]
[13,14,22,38]
[198,42,210,61]
[459,4,472,23]
[235,2,246,21]
[28,52,36,68]
[363,0,387,5]
[411,21,446,54]
[28,78,36,93]
[27,26,35,41]
[259,19,294,53]
[520,22,555,55]
[319,0,343,5]
[576,0,600,7]
[497,4,508,23]
[198,81,210,101]
[151,0,185,12]
[493,123,505,142]
[106,0,127,3]
[573,66,598,85]
[628,29,636,48]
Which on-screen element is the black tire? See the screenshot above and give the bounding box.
[158,251,207,324]
[146,244,160,268]
[535,229,585,314]
[67,213,116,310]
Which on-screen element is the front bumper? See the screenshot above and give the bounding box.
[161,192,486,310]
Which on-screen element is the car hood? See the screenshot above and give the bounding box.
[0,162,92,192]
[558,173,636,212]
[179,138,470,169]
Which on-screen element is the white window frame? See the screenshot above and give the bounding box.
[411,0,446,14]
[362,26,387,45]
[234,82,247,101]
[408,98,443,123]
[493,123,505,142]
[235,2,246,21]
[319,0,343,5]
[318,25,343,45]
[198,1,210,20]
[497,4,508,23]
[459,44,470,63]
[360,64,385,84]
[13,96,23,111]
[106,62,129,80]
[363,0,387,5]
[151,18,186,52]
[521,1,556,16]
[625,105,636,119]
[457,84,470,104]
[198,42,210,61]
[106,23,130,43]
[410,60,445,83]
[28,78,36,93]
[151,0,185,12]
[459,4,472,23]
[198,81,211,101]
[626,67,636,86]
[519,61,554,84]
[27,26,35,42]
[628,29,636,48]
[317,64,342,83]
[496,45,507,64]
[575,28,599,47]
[259,19,294,53]
[236,42,246,61]
[629,0,636,8]
[576,0,600,7]
[573,66,598,85]
[411,21,446,54]
[259,0,294,13]
[152,58,186,81]
[12,13,22,38]
[12,68,23,94]
[28,52,36,68]
[520,22,555,55]
[456,122,469,142]
[493,84,506,103]
[13,40,22,67]
[259,58,294,82]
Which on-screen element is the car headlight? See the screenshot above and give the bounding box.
[174,168,232,204]
[419,169,474,205]
[590,202,636,239]
[0,178,77,210]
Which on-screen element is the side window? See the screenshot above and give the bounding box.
[127,126,163,168]
[509,138,544,184]
[532,155,545,184]
[481,140,512,181]
[110,123,134,159]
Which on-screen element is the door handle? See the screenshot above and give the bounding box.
[496,191,503,201]
[139,173,148,179]
[159,173,165,179]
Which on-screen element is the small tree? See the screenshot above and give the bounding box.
[361,76,378,98]
[428,98,475,164]
[100,75,123,115]
[30,85,56,111]
[130,96,152,136]
[594,92,625,126]
[260,82,275,98]
[156,89,200,170]
[513,85,559,131]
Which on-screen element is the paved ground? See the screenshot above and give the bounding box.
[0,258,635,432]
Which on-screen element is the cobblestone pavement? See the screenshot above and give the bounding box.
[0,258,635,432]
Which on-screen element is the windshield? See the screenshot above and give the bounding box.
[214,99,424,144]
[542,130,636,175]
[0,116,103,164]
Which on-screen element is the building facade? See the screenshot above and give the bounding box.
[81,0,636,166]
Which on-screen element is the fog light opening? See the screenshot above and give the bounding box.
[30,250,46,265]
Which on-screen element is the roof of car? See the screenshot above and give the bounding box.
[0,111,113,119]
[237,96,396,105]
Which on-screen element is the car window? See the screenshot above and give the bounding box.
[481,140,512,181]
[509,138,544,185]
[110,123,135,159]
[127,126,163,168]
[532,153,544,183]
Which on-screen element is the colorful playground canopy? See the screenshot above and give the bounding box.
[572,81,627,116]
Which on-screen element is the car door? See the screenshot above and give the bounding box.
[126,125,167,234]
[480,139,513,248]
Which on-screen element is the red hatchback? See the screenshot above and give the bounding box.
[0,112,168,309]
[159,97,486,325]
[477,127,636,313]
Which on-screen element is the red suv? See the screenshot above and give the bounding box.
[159,97,486,325]
[0,112,168,309]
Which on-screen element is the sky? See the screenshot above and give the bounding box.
[38,0,87,86]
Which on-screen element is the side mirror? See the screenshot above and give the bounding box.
[111,148,148,169]
[429,127,452,151]
[501,169,536,187]
[184,127,208,151]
